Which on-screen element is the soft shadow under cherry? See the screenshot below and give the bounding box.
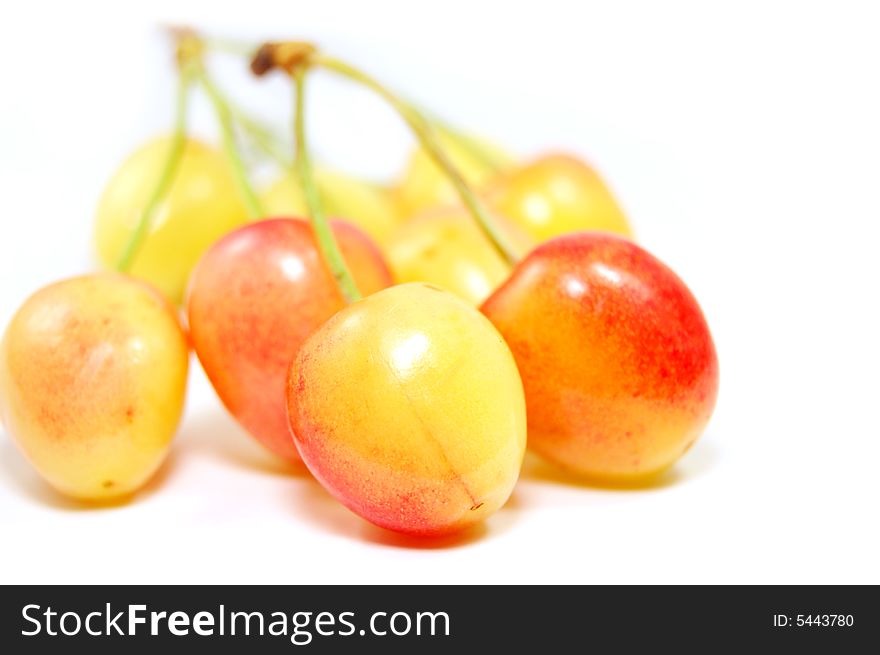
[288,479,519,550]
[175,407,308,478]
[0,435,177,511]
[520,437,720,491]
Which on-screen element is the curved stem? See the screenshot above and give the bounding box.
[438,127,503,173]
[313,54,519,266]
[116,67,193,272]
[196,67,266,219]
[293,68,361,303]
[404,99,507,171]
[423,112,507,173]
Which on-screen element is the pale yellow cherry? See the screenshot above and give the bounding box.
[94,136,249,303]
[394,133,513,219]
[486,153,633,242]
[0,273,189,500]
[385,205,532,305]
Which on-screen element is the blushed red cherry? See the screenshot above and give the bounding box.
[187,217,392,462]
[482,232,718,481]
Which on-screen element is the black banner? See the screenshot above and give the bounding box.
[0,585,876,652]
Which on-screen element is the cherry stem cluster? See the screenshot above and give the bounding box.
[227,101,293,169]
[196,67,265,219]
[247,40,517,279]
[311,54,519,267]
[116,32,266,274]
[426,113,507,174]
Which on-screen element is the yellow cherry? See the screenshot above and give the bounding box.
[287,283,526,536]
[385,206,532,305]
[486,153,634,242]
[94,136,249,303]
[394,133,513,219]
[0,273,189,500]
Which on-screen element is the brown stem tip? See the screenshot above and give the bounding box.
[250,42,317,76]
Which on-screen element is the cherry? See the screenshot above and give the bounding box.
[486,153,633,243]
[187,218,391,462]
[94,136,250,304]
[482,232,718,480]
[0,274,189,500]
[394,130,513,219]
[385,205,532,305]
[288,282,526,535]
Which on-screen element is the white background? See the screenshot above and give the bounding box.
[1,0,878,584]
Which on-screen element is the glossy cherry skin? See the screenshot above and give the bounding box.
[0,273,188,500]
[187,218,392,462]
[482,232,718,481]
[287,283,526,536]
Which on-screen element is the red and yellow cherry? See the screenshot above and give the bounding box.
[0,273,189,500]
[482,233,718,481]
[486,153,633,242]
[394,133,513,219]
[187,217,392,463]
[261,168,401,246]
[94,136,250,303]
[287,282,526,536]
[384,205,532,305]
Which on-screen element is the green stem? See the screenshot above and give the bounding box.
[425,113,507,173]
[116,67,193,272]
[227,101,294,169]
[202,36,259,57]
[293,68,361,303]
[196,67,266,219]
[313,54,519,266]
[190,35,292,169]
